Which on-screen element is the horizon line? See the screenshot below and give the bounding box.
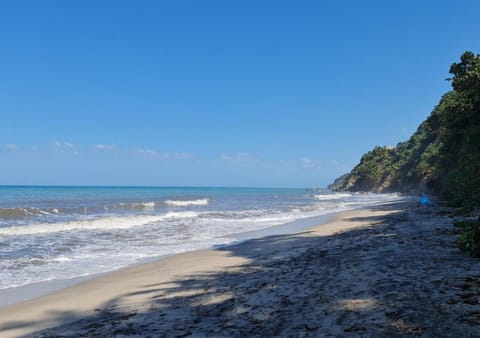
[0,184,325,190]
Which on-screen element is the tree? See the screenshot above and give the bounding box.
[449,51,480,96]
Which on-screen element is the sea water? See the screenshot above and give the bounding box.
[0,186,403,292]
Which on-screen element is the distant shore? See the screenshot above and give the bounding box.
[1,200,479,337]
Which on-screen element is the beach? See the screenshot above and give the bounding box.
[0,187,401,294]
[2,2,479,337]
[1,200,479,337]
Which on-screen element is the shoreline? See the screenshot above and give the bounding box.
[1,198,388,310]
[2,199,479,336]
[0,210,337,310]
[0,204,383,336]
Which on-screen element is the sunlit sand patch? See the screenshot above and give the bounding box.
[337,298,377,311]
[195,293,234,306]
[373,233,397,238]
[164,289,204,299]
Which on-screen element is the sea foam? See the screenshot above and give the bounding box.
[0,207,59,219]
[313,193,352,200]
[0,186,406,293]
[0,211,198,236]
[165,198,209,206]
[131,201,156,209]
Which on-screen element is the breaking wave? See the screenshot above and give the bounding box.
[313,193,352,200]
[165,198,209,206]
[0,211,199,236]
[0,207,59,219]
[129,201,156,209]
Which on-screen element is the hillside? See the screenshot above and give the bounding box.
[331,51,480,209]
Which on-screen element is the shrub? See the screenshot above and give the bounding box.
[454,219,480,257]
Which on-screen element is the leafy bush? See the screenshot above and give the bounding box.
[454,219,480,257]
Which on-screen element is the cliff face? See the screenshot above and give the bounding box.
[332,51,480,209]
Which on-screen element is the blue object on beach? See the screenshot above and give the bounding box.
[420,195,432,205]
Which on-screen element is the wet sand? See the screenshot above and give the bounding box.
[1,200,479,337]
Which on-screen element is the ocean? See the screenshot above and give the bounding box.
[0,186,403,292]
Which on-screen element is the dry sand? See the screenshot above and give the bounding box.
[1,200,480,337]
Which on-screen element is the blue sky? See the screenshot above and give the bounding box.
[0,1,479,187]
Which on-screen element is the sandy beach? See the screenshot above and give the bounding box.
[1,200,479,337]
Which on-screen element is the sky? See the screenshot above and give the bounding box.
[0,0,479,188]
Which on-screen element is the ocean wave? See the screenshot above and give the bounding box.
[313,193,352,200]
[130,201,156,209]
[165,198,209,206]
[0,207,60,219]
[200,209,268,219]
[0,211,199,236]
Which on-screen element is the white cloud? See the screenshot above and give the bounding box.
[95,144,116,151]
[51,141,79,155]
[220,153,260,163]
[291,158,348,171]
[219,153,348,172]
[296,157,322,168]
[52,141,74,148]
[219,153,335,169]
[135,148,193,159]
[2,144,40,153]
[136,148,159,156]
[3,144,19,151]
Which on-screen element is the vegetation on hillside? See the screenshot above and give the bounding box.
[331,51,480,210]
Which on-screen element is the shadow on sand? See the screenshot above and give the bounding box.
[2,200,479,337]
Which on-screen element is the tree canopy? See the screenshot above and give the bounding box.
[331,51,480,210]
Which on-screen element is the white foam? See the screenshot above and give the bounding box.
[0,211,199,236]
[313,193,352,200]
[0,191,407,293]
[132,201,155,209]
[165,198,209,206]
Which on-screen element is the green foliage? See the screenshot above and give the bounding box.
[327,173,350,191]
[449,51,480,96]
[332,51,480,209]
[348,146,395,191]
[454,219,480,257]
